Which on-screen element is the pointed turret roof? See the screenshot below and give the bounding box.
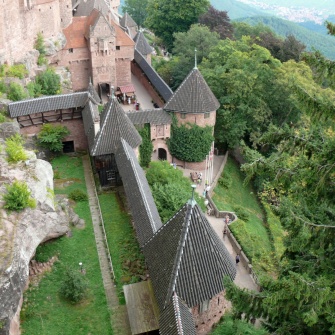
[120,12,137,29]
[91,97,141,156]
[143,201,236,311]
[134,30,153,56]
[164,68,220,114]
[159,293,196,335]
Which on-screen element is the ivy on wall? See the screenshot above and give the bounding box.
[168,118,213,162]
[138,124,153,168]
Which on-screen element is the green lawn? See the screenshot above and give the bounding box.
[98,192,146,304]
[21,155,112,335]
[212,157,284,276]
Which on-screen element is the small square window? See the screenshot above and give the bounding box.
[204,112,210,119]
[180,113,186,119]
[69,48,73,53]
[116,46,120,50]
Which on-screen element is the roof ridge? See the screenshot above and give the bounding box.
[164,202,194,309]
[173,292,184,335]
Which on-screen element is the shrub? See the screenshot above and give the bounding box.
[233,205,249,222]
[69,189,88,202]
[3,180,36,211]
[35,68,61,95]
[7,82,27,101]
[26,81,42,98]
[0,113,6,123]
[6,64,28,79]
[5,133,28,162]
[35,32,47,66]
[59,268,88,304]
[138,124,153,168]
[34,244,51,263]
[37,124,70,152]
[218,174,232,189]
[0,80,7,94]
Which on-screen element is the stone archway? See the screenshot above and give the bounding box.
[158,148,167,160]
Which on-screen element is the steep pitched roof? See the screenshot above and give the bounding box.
[159,293,196,335]
[74,0,109,17]
[88,81,102,105]
[120,12,137,29]
[115,139,163,246]
[164,68,220,114]
[143,201,236,310]
[127,109,171,125]
[8,92,89,117]
[82,100,99,152]
[63,17,89,49]
[90,97,141,156]
[134,49,173,102]
[134,30,153,56]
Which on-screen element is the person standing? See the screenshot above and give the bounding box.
[236,254,240,265]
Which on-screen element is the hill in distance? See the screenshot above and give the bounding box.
[236,15,335,60]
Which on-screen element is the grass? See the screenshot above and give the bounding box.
[21,155,112,335]
[98,191,146,304]
[212,157,284,276]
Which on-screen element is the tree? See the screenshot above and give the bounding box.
[35,68,61,95]
[138,124,153,168]
[7,82,27,101]
[122,0,148,27]
[60,268,88,304]
[145,0,210,50]
[37,124,70,152]
[279,34,306,62]
[198,5,234,40]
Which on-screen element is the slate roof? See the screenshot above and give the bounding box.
[88,81,102,105]
[164,68,220,114]
[134,30,153,56]
[127,109,171,126]
[91,97,141,156]
[120,12,137,29]
[74,0,109,17]
[115,139,163,246]
[8,92,89,118]
[82,100,99,152]
[134,49,173,102]
[159,293,196,335]
[143,201,236,311]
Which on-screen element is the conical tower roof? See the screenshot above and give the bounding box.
[143,200,236,310]
[134,30,153,56]
[120,12,137,29]
[164,68,220,114]
[91,97,141,156]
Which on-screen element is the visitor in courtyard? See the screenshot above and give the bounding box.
[223,225,227,238]
[236,254,240,265]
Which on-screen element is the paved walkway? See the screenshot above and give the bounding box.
[178,156,259,291]
[82,156,131,335]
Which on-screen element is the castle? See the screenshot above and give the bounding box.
[4,2,237,334]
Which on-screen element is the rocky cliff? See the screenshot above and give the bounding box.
[0,125,70,335]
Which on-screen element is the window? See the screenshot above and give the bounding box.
[204,112,210,119]
[68,48,73,53]
[116,46,120,50]
[180,113,186,119]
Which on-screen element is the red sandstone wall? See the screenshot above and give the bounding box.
[20,118,88,151]
[175,111,216,128]
[192,291,231,335]
[0,0,72,64]
[131,61,165,107]
[172,157,206,171]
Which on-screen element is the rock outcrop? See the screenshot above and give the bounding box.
[0,139,70,335]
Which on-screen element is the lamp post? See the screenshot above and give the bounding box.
[79,262,83,273]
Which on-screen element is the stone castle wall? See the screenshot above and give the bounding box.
[175,111,216,128]
[0,0,72,65]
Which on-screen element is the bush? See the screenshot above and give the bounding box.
[69,189,88,202]
[5,133,28,162]
[59,268,88,304]
[218,174,232,189]
[35,32,47,66]
[37,124,70,152]
[3,180,36,211]
[35,68,61,95]
[138,124,153,168]
[7,82,27,101]
[6,64,28,79]
[0,113,6,123]
[233,205,249,222]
